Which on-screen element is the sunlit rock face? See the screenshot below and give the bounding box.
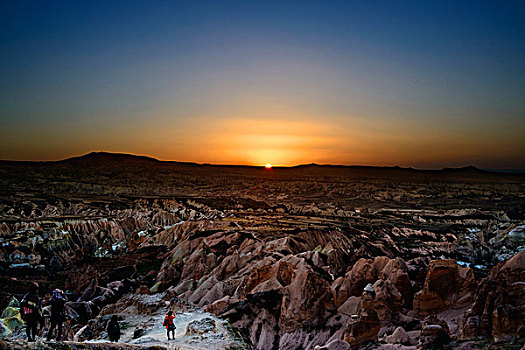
[414,259,476,317]
[0,155,524,348]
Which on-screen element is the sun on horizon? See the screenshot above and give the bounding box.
[265,163,272,169]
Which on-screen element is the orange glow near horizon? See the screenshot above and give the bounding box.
[197,117,343,167]
[1,115,524,169]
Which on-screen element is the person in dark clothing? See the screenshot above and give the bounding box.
[106,315,120,342]
[163,310,176,340]
[46,289,67,341]
[20,282,42,342]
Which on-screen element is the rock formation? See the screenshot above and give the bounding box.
[0,153,524,349]
[414,259,475,317]
[459,251,525,341]
[342,284,381,347]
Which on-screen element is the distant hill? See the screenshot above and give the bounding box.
[60,151,161,164]
[291,163,487,174]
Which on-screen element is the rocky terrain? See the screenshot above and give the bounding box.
[0,152,524,349]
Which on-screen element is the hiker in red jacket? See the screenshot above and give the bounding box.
[163,310,176,340]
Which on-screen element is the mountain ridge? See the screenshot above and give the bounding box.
[0,151,497,173]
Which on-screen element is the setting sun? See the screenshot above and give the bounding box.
[265,163,272,169]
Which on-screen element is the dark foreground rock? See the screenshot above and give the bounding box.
[459,251,525,341]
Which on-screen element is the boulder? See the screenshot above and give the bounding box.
[417,324,449,350]
[186,317,216,335]
[205,296,232,315]
[417,315,450,350]
[337,296,361,316]
[385,326,410,345]
[414,259,475,317]
[133,327,146,338]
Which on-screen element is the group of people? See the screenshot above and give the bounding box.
[19,282,68,342]
[18,282,177,343]
[19,282,121,342]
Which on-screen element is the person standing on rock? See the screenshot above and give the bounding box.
[46,288,67,341]
[20,282,42,342]
[163,310,176,340]
[106,315,120,342]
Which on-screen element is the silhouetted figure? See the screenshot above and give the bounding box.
[20,282,42,341]
[163,310,176,340]
[106,315,120,342]
[47,289,67,341]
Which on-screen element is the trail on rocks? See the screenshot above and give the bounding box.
[91,309,242,350]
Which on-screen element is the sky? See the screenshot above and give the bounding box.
[1,1,524,168]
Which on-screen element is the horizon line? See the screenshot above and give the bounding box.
[1,151,524,173]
